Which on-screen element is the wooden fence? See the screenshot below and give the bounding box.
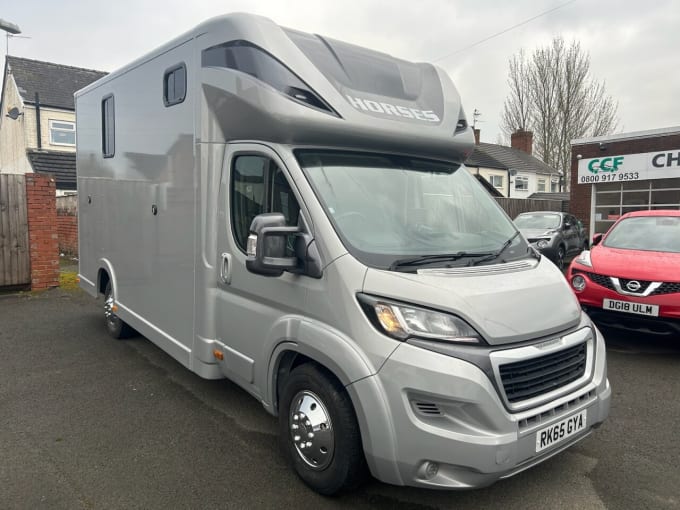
[0,174,30,287]
[495,197,566,219]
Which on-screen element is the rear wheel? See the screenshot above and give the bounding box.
[104,281,134,339]
[278,363,368,495]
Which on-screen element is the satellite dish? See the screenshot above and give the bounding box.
[6,107,23,120]
[509,169,518,177]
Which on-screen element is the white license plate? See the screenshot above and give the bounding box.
[603,298,659,317]
[536,410,587,453]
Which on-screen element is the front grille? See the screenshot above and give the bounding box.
[575,269,680,296]
[499,343,587,403]
[583,271,615,291]
[651,282,680,296]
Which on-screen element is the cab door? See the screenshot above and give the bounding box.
[214,144,310,397]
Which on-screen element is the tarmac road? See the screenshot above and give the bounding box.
[1,289,678,509]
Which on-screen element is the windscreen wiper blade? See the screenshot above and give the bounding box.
[470,231,521,266]
[389,251,494,271]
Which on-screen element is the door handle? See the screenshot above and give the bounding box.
[220,252,232,284]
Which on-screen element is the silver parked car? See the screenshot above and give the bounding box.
[515,212,589,269]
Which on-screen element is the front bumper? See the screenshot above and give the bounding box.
[568,267,680,334]
[348,326,610,489]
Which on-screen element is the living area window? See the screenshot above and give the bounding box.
[537,178,546,192]
[49,120,76,146]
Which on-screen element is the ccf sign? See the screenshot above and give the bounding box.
[588,157,624,174]
[577,149,680,184]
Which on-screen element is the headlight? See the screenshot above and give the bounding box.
[357,294,482,344]
[574,250,592,267]
[536,239,550,249]
[571,274,586,291]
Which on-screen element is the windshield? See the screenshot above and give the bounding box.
[514,213,562,230]
[297,151,529,269]
[604,215,680,253]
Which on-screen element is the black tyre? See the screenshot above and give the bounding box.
[104,281,134,339]
[278,363,368,495]
[555,246,566,270]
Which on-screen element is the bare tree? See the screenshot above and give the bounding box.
[501,37,618,189]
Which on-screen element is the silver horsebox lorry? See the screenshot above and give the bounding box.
[76,13,610,494]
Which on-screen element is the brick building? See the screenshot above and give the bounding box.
[570,126,680,239]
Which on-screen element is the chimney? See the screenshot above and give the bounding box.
[473,128,480,145]
[511,129,533,155]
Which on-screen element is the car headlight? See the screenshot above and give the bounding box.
[536,239,550,249]
[574,250,592,267]
[357,294,482,344]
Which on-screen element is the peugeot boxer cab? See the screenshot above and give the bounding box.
[76,13,611,495]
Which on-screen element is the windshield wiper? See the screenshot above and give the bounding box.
[469,231,521,266]
[389,251,495,271]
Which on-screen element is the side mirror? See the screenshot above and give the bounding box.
[592,233,603,246]
[563,222,572,230]
[246,213,300,277]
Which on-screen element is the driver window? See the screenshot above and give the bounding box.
[231,155,300,251]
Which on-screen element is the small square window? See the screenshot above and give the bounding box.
[164,63,187,106]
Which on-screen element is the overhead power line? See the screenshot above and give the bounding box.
[432,0,578,63]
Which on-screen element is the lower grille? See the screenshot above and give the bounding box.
[499,343,587,403]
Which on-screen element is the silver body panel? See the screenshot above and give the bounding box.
[76,13,609,489]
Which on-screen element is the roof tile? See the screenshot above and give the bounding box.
[26,150,76,190]
[7,56,106,110]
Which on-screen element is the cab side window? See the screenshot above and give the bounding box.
[231,155,300,251]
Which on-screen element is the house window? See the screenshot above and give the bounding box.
[489,175,504,189]
[101,95,115,158]
[514,175,529,191]
[49,120,76,146]
[231,155,300,252]
[537,178,547,192]
[551,180,560,192]
[163,63,187,107]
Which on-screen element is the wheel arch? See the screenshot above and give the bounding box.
[96,258,117,296]
[268,341,402,486]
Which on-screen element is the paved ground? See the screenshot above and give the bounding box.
[1,289,679,509]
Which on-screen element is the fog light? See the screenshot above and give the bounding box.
[424,461,439,479]
[572,274,586,291]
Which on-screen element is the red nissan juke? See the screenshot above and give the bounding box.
[567,210,680,336]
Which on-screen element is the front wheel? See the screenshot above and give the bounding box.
[278,363,368,495]
[104,282,134,339]
[555,246,566,270]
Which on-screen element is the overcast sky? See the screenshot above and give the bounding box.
[3,0,679,144]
